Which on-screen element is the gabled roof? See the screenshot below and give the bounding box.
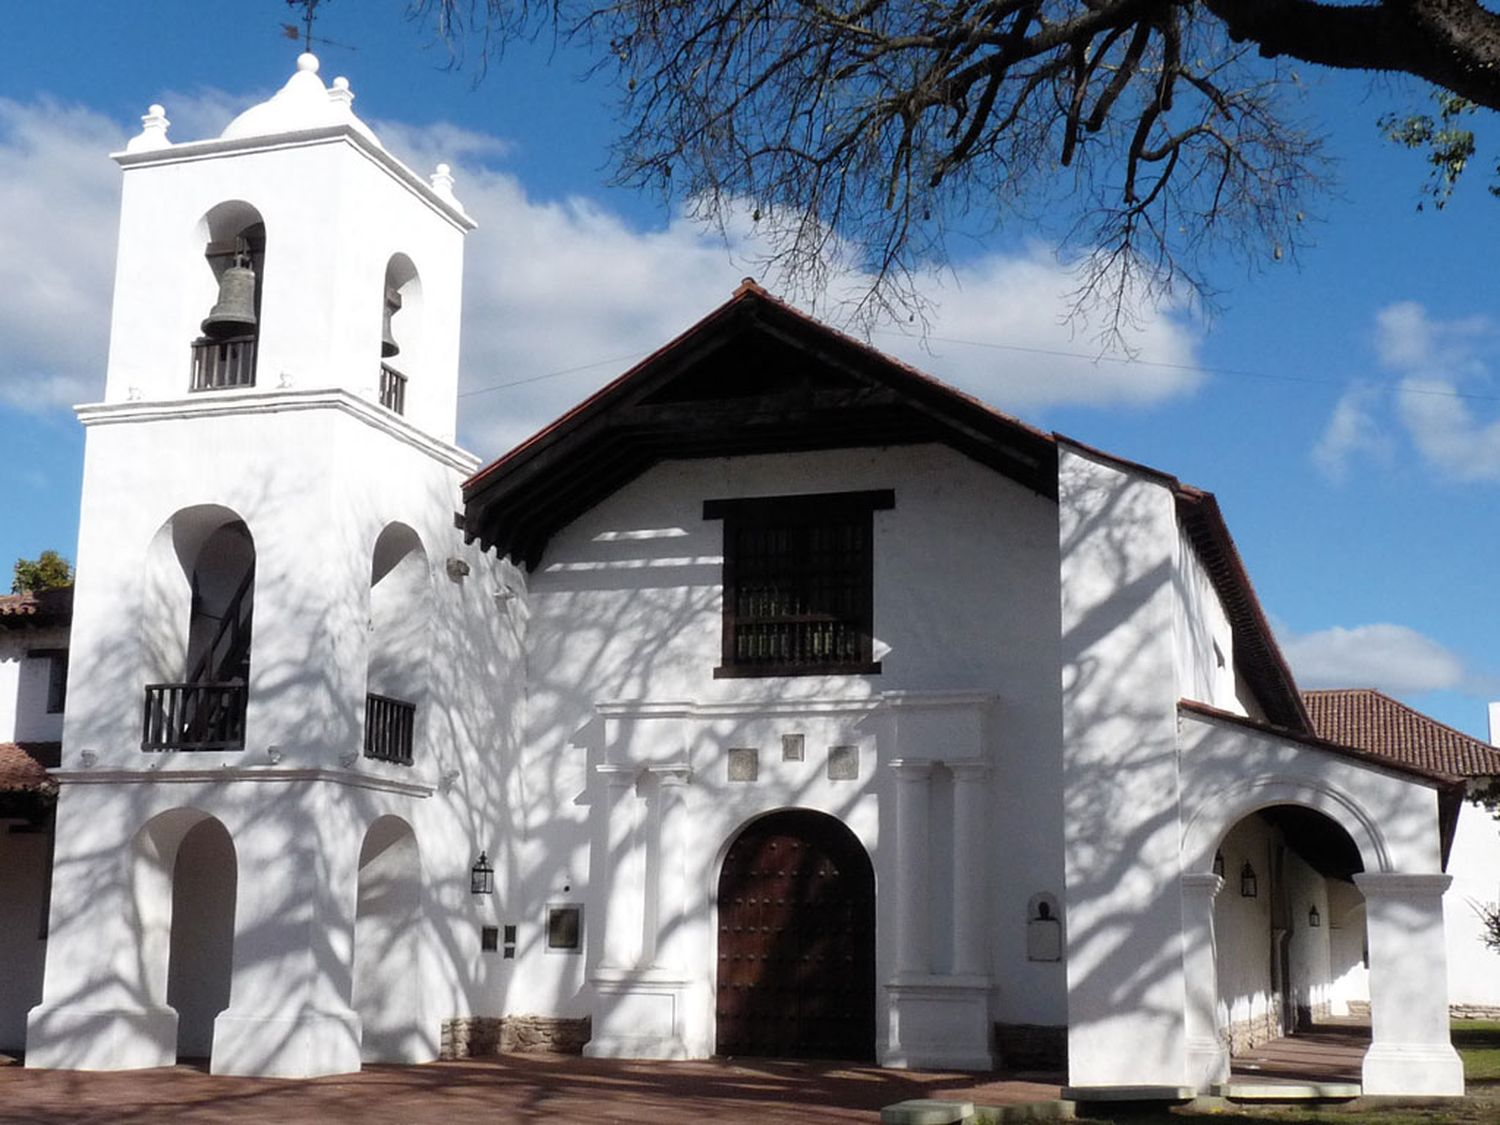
[462,280,1057,569]
[1304,688,1500,778]
[462,281,1308,731]
[0,586,73,631]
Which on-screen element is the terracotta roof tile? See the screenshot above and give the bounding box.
[0,742,59,795]
[1303,689,1500,778]
[0,586,73,630]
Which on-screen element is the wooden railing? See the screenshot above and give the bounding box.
[142,682,247,752]
[190,335,258,391]
[379,364,407,415]
[364,692,415,765]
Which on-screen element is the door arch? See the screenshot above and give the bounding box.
[715,809,875,1060]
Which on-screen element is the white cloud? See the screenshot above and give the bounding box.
[1311,382,1392,481]
[1280,622,1470,694]
[0,98,123,411]
[1312,302,1500,483]
[0,92,1204,457]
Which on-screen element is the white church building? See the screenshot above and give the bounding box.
[3,54,1494,1097]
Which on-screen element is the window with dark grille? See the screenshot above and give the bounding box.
[704,490,892,677]
[29,649,68,714]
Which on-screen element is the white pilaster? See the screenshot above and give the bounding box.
[648,764,692,972]
[594,764,639,970]
[949,760,989,977]
[891,758,932,976]
[1354,872,1465,1096]
[1181,873,1229,1090]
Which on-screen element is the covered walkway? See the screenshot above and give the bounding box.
[1229,1019,1370,1087]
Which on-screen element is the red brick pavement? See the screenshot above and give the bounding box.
[0,1055,1064,1124]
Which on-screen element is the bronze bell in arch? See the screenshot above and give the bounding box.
[381,286,403,358]
[201,245,258,340]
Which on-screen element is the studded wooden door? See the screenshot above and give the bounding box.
[715,810,875,1060]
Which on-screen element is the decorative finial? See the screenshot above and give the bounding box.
[125,104,172,153]
[430,163,460,205]
[297,52,320,74]
[328,75,354,109]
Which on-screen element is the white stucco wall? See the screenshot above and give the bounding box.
[1445,794,1500,1010]
[1172,527,1242,715]
[517,442,1070,1056]
[1056,444,1190,1087]
[0,626,68,744]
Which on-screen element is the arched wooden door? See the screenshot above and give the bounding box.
[716,810,875,1060]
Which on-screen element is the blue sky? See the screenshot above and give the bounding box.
[1,2,1496,737]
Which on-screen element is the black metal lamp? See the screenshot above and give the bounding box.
[471,851,493,895]
[1308,904,1321,928]
[1239,861,1258,898]
[1212,850,1225,878]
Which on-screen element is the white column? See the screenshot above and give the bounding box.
[648,764,692,972]
[949,760,989,977]
[595,764,639,970]
[890,759,932,976]
[1354,871,1465,1095]
[1181,873,1229,1091]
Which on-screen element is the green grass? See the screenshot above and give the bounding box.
[1451,1020,1500,1082]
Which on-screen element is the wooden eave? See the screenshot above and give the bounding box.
[1175,490,1311,733]
[462,283,1057,569]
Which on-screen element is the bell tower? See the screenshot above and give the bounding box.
[104,53,473,441]
[27,55,497,1079]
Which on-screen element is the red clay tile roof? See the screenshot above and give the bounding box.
[0,586,73,630]
[0,742,59,795]
[1180,700,1464,788]
[1303,689,1500,779]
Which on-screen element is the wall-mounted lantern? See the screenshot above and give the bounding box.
[471,851,494,895]
[1308,905,1321,928]
[1212,850,1225,878]
[1239,862,1258,899]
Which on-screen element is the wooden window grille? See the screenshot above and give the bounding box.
[190,335,258,391]
[379,363,407,415]
[364,692,416,765]
[705,490,891,678]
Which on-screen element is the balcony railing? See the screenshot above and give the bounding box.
[191,335,258,391]
[364,692,415,766]
[379,364,407,415]
[142,682,247,752]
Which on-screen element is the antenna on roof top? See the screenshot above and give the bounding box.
[282,0,357,54]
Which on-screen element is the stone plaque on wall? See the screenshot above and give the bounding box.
[782,733,805,762]
[727,747,759,782]
[827,744,859,780]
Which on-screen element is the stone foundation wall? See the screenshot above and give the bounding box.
[441,1015,592,1058]
[993,1023,1067,1072]
[1345,1000,1371,1019]
[1226,996,1283,1056]
[1452,1004,1500,1020]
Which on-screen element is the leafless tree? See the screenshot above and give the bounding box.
[413,1,1500,326]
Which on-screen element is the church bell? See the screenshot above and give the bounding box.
[201,246,258,339]
[381,286,403,358]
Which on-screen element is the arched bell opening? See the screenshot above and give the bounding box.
[141,506,256,753]
[362,523,429,766]
[351,815,431,1062]
[131,808,237,1066]
[1213,805,1366,1059]
[714,808,876,1061]
[191,201,266,392]
[377,254,422,416]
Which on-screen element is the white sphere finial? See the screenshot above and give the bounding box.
[297,52,320,73]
